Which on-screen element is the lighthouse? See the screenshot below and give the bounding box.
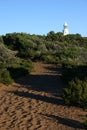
[63,22,69,35]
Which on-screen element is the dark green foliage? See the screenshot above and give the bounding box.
[0,43,15,85]
[2,33,19,50]
[84,115,87,129]
[62,79,87,108]
[0,43,16,66]
[0,69,13,85]
[2,32,87,64]
[62,64,87,84]
[7,59,33,80]
[0,42,33,84]
[62,61,87,108]
[46,31,58,41]
[19,59,33,72]
[41,54,59,64]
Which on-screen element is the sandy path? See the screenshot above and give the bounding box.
[0,62,86,130]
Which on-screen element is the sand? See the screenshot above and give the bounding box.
[0,62,86,130]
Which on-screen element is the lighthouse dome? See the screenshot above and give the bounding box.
[64,22,68,27]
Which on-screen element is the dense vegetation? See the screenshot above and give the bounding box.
[0,37,33,85]
[0,32,87,106]
[2,32,87,63]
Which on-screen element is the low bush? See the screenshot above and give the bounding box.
[62,79,87,108]
[62,63,87,84]
[41,54,59,64]
[7,59,33,80]
[83,115,87,129]
[19,59,33,73]
[0,69,13,85]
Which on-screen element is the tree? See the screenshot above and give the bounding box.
[46,31,57,41]
[0,43,16,68]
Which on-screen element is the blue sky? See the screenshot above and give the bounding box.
[0,0,87,36]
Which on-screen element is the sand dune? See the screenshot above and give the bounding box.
[0,62,86,130]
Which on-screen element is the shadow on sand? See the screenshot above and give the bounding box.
[7,64,65,105]
[14,65,64,94]
[15,74,64,94]
[40,114,84,129]
[7,90,64,106]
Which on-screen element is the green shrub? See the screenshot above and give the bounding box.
[62,63,87,84]
[20,59,33,73]
[6,59,33,81]
[62,79,87,108]
[83,115,87,129]
[0,69,13,85]
[62,61,77,68]
[41,54,59,64]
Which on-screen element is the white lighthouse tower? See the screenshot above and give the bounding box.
[63,22,69,35]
